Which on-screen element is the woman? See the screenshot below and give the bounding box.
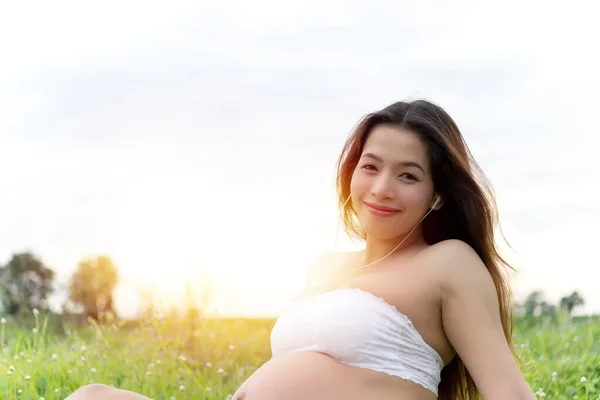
[67,99,536,399]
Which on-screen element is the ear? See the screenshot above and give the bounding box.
[431,195,444,210]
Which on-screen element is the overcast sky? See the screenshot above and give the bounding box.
[1,0,599,317]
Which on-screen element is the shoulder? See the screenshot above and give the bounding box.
[425,242,534,397]
[426,238,481,262]
[425,239,501,334]
[425,239,493,291]
[421,239,499,308]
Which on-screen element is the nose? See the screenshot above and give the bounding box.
[370,173,396,201]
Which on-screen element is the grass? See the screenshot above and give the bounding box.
[513,314,600,399]
[0,310,598,400]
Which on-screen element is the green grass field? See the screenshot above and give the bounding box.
[0,311,598,400]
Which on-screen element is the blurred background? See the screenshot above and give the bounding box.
[1,0,598,322]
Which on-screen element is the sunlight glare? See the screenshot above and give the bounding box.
[112,164,325,317]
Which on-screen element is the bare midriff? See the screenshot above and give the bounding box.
[231,352,437,400]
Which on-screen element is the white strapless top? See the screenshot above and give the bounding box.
[270,287,444,395]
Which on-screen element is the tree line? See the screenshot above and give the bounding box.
[0,250,589,322]
[0,251,118,321]
[515,289,586,318]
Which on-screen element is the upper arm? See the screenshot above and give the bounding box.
[438,240,535,399]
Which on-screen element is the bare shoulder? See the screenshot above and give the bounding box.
[424,239,491,290]
[426,238,481,263]
[422,238,500,320]
[424,240,535,398]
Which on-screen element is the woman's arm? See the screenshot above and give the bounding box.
[436,240,536,400]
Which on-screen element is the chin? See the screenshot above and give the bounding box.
[364,231,405,242]
[358,216,406,241]
[360,223,405,242]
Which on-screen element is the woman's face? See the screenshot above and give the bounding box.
[350,124,436,241]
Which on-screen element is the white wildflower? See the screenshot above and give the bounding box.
[218,368,225,374]
[52,353,58,361]
[33,308,39,316]
[25,375,31,380]
[6,370,13,376]
[0,318,6,324]
[206,362,212,368]
[179,385,185,391]
[581,376,587,383]
[90,368,96,373]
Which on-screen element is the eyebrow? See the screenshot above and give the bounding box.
[362,153,425,172]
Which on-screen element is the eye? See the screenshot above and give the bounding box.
[399,173,418,181]
[361,164,378,172]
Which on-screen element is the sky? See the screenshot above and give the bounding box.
[1,0,599,318]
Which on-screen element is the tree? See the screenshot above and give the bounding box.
[559,291,585,315]
[539,301,557,317]
[523,290,544,317]
[68,256,119,321]
[0,251,55,315]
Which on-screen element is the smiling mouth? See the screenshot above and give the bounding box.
[364,202,400,212]
[364,202,401,216]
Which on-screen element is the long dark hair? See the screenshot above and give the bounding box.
[335,99,518,399]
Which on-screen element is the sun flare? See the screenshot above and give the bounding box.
[110,167,332,318]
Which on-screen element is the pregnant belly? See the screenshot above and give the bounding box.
[231,351,435,400]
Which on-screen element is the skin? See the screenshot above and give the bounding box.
[65,384,152,399]
[350,124,437,264]
[66,124,536,400]
[344,124,535,398]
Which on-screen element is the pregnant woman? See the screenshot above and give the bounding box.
[67,99,536,399]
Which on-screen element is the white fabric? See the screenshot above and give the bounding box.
[270,287,444,395]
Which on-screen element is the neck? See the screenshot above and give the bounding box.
[363,228,426,266]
